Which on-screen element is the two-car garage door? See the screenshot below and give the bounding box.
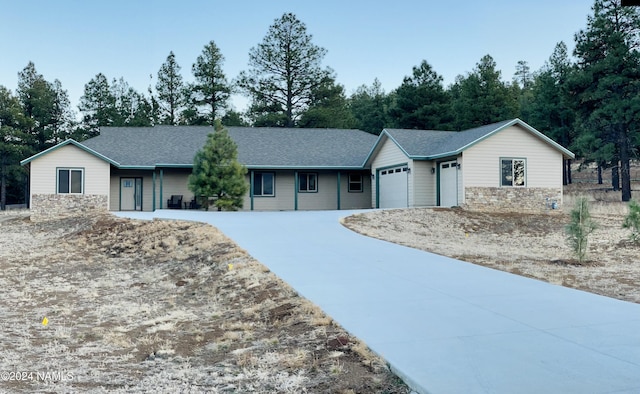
[378,165,408,208]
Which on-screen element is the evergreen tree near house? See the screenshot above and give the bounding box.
[298,74,355,129]
[348,79,390,135]
[449,54,519,130]
[187,41,231,126]
[156,51,186,125]
[572,0,640,201]
[0,86,29,210]
[237,13,333,127]
[388,60,452,130]
[188,123,248,211]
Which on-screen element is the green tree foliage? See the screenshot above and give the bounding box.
[450,55,519,130]
[237,13,332,127]
[79,73,116,136]
[220,110,249,127]
[527,42,576,184]
[566,196,598,263]
[388,60,452,130]
[188,124,248,211]
[0,86,30,209]
[572,0,640,201]
[156,51,185,125]
[348,79,389,134]
[17,62,73,151]
[79,74,152,138]
[298,75,355,128]
[188,41,231,126]
[623,200,640,243]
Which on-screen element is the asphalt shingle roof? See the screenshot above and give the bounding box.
[80,126,378,169]
[384,119,516,158]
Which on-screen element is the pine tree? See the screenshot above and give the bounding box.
[189,41,230,126]
[348,79,389,135]
[450,55,519,130]
[188,124,248,211]
[156,51,185,125]
[572,0,640,201]
[237,13,332,127]
[0,86,29,210]
[388,60,452,130]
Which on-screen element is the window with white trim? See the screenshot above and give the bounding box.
[253,172,275,196]
[348,174,363,192]
[501,158,526,187]
[298,173,317,192]
[57,168,84,194]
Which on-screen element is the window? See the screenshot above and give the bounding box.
[298,173,317,192]
[501,159,526,187]
[57,168,83,194]
[253,172,274,196]
[348,174,363,192]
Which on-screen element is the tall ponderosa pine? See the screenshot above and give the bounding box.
[188,124,248,211]
[572,0,640,201]
[237,13,332,127]
[189,41,230,126]
[156,51,185,125]
[450,55,519,130]
[388,60,452,130]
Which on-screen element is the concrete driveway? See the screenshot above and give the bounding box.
[118,209,640,394]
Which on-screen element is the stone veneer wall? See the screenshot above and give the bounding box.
[464,187,563,213]
[31,194,108,221]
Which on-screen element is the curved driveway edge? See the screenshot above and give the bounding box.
[117,210,640,394]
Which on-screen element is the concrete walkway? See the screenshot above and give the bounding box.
[118,210,640,394]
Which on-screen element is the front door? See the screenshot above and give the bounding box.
[439,161,458,207]
[121,178,142,211]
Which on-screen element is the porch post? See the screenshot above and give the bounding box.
[294,171,298,210]
[152,171,156,211]
[159,169,164,209]
[250,170,254,211]
[336,172,341,210]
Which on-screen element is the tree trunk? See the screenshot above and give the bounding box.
[612,165,620,191]
[597,164,603,185]
[0,165,6,211]
[562,159,568,186]
[619,127,632,201]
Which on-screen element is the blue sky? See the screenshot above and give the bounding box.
[1,0,594,115]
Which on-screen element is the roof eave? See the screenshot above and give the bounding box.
[20,139,120,167]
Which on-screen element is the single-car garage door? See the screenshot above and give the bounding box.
[439,160,458,207]
[378,165,408,208]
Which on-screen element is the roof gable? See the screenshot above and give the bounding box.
[20,139,119,166]
[366,119,574,163]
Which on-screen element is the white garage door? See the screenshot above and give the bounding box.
[440,160,458,207]
[379,165,408,208]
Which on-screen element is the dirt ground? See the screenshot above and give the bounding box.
[0,212,409,393]
[343,188,640,304]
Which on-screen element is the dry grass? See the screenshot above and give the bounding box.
[0,212,408,393]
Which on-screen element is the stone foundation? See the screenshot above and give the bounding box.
[31,194,108,221]
[464,187,563,213]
